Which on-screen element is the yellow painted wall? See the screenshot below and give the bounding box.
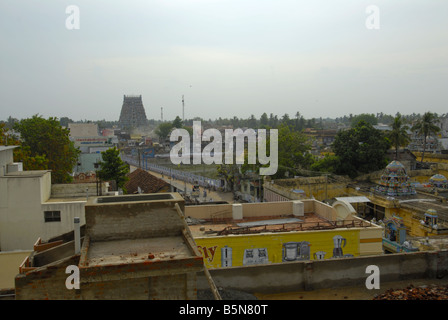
[411,153,448,180]
[413,152,448,164]
[359,227,384,256]
[195,229,362,269]
[399,208,439,237]
[266,176,350,202]
[0,251,32,289]
[387,206,441,238]
[412,172,448,184]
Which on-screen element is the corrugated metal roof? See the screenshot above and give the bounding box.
[335,196,371,203]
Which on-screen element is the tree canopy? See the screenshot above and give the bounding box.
[1,123,49,171]
[172,116,184,129]
[332,121,391,178]
[218,124,313,186]
[275,124,313,178]
[387,113,410,159]
[97,147,130,192]
[156,117,194,142]
[350,113,378,127]
[13,115,80,183]
[411,112,440,163]
[155,122,174,142]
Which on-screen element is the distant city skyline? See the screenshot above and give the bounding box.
[1,1,447,122]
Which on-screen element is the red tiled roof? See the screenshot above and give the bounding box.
[124,168,170,194]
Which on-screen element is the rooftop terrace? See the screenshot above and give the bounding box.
[185,199,375,238]
[188,213,372,237]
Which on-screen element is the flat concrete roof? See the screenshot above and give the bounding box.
[44,197,87,204]
[335,196,371,203]
[3,170,51,178]
[84,236,194,267]
[188,212,366,238]
[87,192,184,206]
[401,201,448,222]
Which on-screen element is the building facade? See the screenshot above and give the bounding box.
[0,169,87,251]
[14,193,206,300]
[0,145,100,252]
[185,200,383,269]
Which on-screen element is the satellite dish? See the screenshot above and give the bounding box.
[138,186,142,194]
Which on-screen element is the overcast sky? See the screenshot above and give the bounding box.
[1,0,447,122]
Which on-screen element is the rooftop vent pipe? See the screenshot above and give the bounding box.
[232,204,243,220]
[292,200,304,217]
[74,217,81,254]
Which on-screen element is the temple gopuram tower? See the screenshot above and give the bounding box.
[375,160,416,197]
[119,95,148,129]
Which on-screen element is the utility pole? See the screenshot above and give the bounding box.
[138,148,141,168]
[161,107,163,121]
[182,95,185,122]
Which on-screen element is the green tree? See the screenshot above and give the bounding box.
[0,122,18,145]
[268,113,278,128]
[294,111,305,131]
[387,114,410,160]
[231,116,240,128]
[14,115,80,183]
[280,113,291,128]
[248,114,257,128]
[310,155,340,173]
[274,124,313,178]
[332,121,391,178]
[98,147,130,192]
[217,163,240,192]
[260,113,268,127]
[59,117,73,128]
[217,125,313,186]
[350,113,378,127]
[411,112,440,163]
[155,122,174,142]
[5,116,18,129]
[182,125,193,136]
[1,122,49,170]
[172,116,183,129]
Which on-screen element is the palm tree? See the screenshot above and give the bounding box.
[411,112,440,163]
[295,111,300,131]
[387,114,410,160]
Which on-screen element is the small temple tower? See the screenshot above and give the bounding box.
[429,174,448,189]
[119,95,148,129]
[375,160,416,197]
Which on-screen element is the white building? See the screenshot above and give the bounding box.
[0,146,86,251]
[68,123,99,137]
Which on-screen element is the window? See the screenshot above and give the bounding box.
[44,211,61,222]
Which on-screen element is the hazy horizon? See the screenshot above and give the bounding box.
[1,1,447,122]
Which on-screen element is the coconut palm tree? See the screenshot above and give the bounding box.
[411,112,440,163]
[387,114,410,160]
